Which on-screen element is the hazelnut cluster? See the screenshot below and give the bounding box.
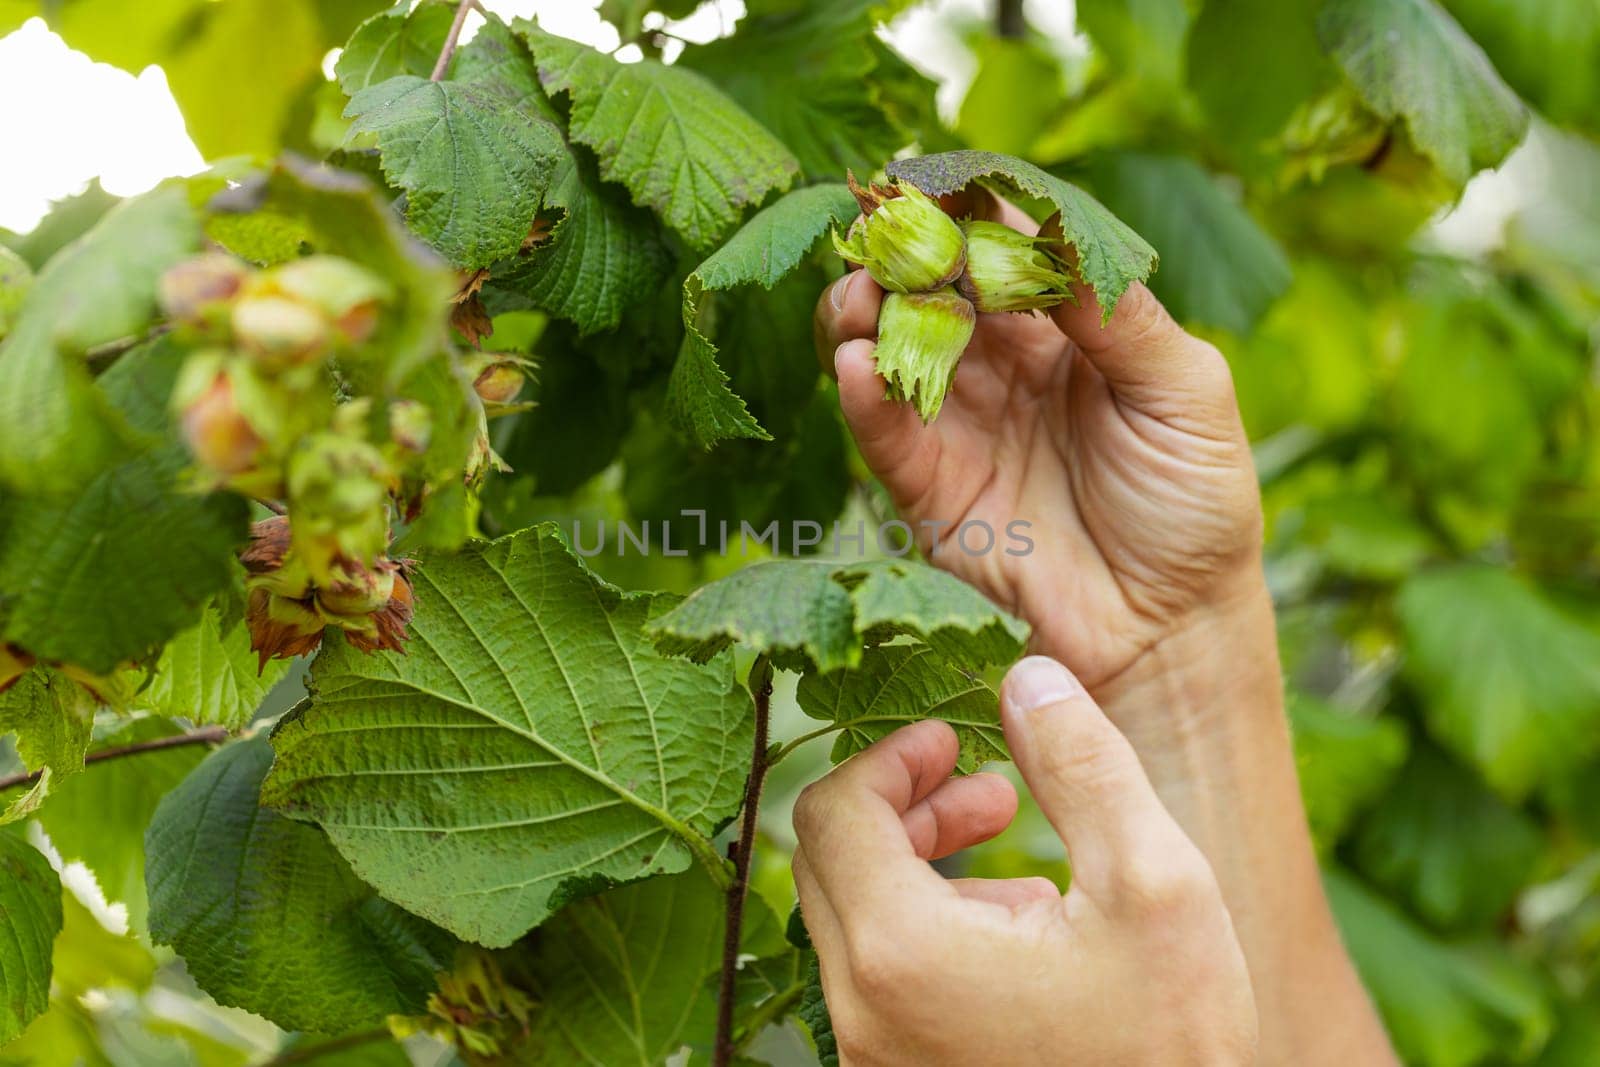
[831,174,1077,421]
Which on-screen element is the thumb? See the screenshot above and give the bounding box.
[999,656,1202,905]
[1043,236,1237,421]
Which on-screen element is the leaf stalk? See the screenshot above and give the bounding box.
[430,0,478,82]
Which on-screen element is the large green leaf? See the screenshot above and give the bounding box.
[486,149,673,336]
[886,150,1158,322]
[346,75,564,269]
[515,869,725,1063]
[146,737,454,1032]
[0,668,96,825]
[261,524,752,947]
[1326,867,1554,1067]
[441,15,673,335]
[335,0,456,95]
[33,718,209,923]
[1397,566,1600,800]
[0,339,249,674]
[0,186,198,492]
[679,1,910,179]
[517,22,799,250]
[1353,744,1544,931]
[1077,0,1192,87]
[1186,0,1327,165]
[247,157,458,385]
[1287,694,1409,851]
[647,557,1028,674]
[666,183,859,449]
[1317,0,1529,185]
[135,604,293,730]
[162,0,330,156]
[795,643,1005,771]
[1085,153,1291,334]
[1446,0,1600,135]
[0,835,62,1045]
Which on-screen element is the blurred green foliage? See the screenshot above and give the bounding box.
[0,0,1597,1064]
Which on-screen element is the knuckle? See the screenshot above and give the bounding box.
[1110,285,1173,344]
[1110,848,1217,921]
[791,781,833,842]
[845,930,909,997]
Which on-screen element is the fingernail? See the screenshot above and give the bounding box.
[829,270,856,313]
[1004,656,1084,714]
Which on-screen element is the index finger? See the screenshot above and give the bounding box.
[790,719,961,932]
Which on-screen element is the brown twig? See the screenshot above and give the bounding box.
[713,656,775,1067]
[431,0,478,82]
[0,725,230,794]
[996,0,1025,38]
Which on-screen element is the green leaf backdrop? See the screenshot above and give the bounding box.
[0,0,1596,1064]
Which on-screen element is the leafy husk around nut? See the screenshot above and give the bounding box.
[831,178,966,294]
[872,288,977,423]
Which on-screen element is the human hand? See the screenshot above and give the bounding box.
[816,192,1264,690]
[791,656,1257,1066]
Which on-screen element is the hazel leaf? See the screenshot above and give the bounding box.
[345,75,566,270]
[647,557,1029,674]
[146,737,456,1032]
[260,524,752,947]
[519,868,726,1063]
[1317,0,1529,186]
[0,666,97,825]
[797,643,1006,771]
[0,834,62,1045]
[667,183,860,449]
[885,150,1158,323]
[0,339,248,674]
[517,21,799,250]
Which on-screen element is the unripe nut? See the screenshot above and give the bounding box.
[956,220,1076,312]
[232,295,329,366]
[181,371,264,475]
[872,288,976,423]
[270,256,390,344]
[159,253,249,323]
[831,182,966,294]
[317,560,398,618]
[473,361,526,406]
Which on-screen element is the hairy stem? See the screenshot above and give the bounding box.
[0,725,230,794]
[430,0,477,82]
[714,656,775,1067]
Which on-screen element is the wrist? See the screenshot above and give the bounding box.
[1033,574,1284,749]
[1039,576,1394,1064]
